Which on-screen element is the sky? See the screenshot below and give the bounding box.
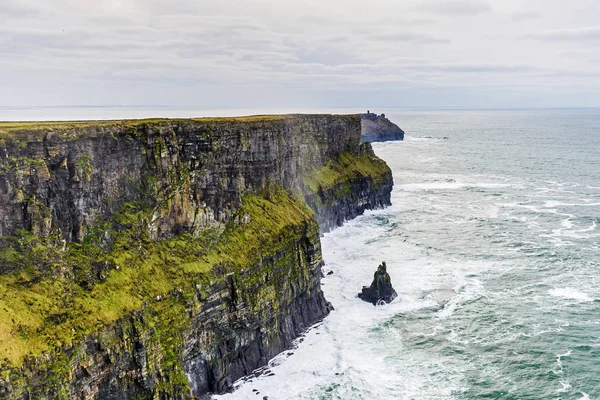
[1,0,600,109]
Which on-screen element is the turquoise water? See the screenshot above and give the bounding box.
[216,109,600,399]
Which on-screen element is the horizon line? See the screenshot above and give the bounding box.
[0,105,599,111]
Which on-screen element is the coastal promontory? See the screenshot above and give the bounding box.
[0,114,392,398]
[360,112,405,142]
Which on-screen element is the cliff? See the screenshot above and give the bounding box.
[360,112,404,142]
[0,114,392,398]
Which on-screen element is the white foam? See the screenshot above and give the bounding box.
[398,182,467,191]
[436,273,485,319]
[556,319,570,327]
[541,220,598,241]
[486,205,500,218]
[580,221,597,233]
[556,380,572,393]
[549,288,595,302]
[475,183,511,188]
[561,219,574,229]
[499,202,561,215]
[398,181,509,192]
[556,350,572,368]
[403,136,441,142]
[544,200,600,208]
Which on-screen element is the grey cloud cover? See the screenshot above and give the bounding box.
[415,0,493,16]
[509,11,542,21]
[0,0,599,109]
[368,32,451,44]
[521,26,600,41]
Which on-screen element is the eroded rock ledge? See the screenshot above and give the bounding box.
[0,114,392,399]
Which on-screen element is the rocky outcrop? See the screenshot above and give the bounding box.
[303,142,392,233]
[361,112,404,142]
[0,114,392,398]
[358,262,397,305]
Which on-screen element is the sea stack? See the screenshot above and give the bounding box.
[358,261,398,305]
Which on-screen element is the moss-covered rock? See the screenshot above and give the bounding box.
[302,142,393,232]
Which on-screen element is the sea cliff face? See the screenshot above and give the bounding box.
[360,113,405,142]
[0,114,392,398]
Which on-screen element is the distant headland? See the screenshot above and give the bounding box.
[361,111,405,142]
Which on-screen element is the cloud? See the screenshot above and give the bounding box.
[0,0,598,108]
[416,0,492,16]
[0,0,41,18]
[414,63,536,73]
[294,48,360,66]
[521,26,600,41]
[509,11,541,21]
[369,32,450,44]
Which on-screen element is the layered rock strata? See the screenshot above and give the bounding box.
[0,114,392,398]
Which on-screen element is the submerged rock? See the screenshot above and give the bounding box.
[358,261,398,305]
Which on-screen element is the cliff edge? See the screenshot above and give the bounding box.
[0,114,392,398]
[361,112,405,142]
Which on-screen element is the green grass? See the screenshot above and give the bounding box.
[0,114,360,144]
[0,115,293,139]
[302,151,390,194]
[0,185,314,368]
[0,115,285,129]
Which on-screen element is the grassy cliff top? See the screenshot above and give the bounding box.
[0,114,360,139]
[0,115,284,132]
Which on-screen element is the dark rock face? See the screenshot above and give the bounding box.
[56,232,330,399]
[1,215,331,400]
[358,262,398,305]
[0,115,368,244]
[305,142,392,233]
[0,115,393,399]
[360,112,405,143]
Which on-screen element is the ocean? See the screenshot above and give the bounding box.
[214,109,600,399]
